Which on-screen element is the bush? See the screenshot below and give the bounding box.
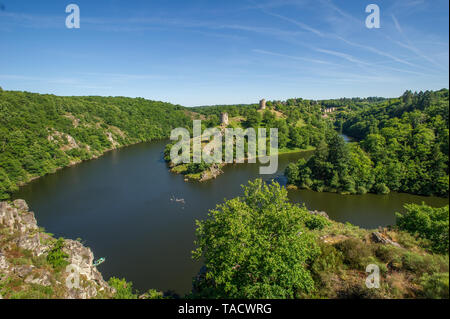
[374,183,390,195]
[356,186,367,195]
[311,244,344,276]
[186,162,211,174]
[145,289,166,299]
[374,245,401,264]
[401,251,449,276]
[46,238,69,270]
[305,215,331,230]
[108,277,138,299]
[420,273,449,299]
[401,252,425,273]
[335,238,372,269]
[396,203,449,254]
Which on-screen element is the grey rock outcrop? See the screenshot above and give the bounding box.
[0,201,48,256]
[0,252,10,271]
[309,210,329,219]
[25,270,52,286]
[0,199,114,299]
[62,239,111,298]
[199,164,223,181]
[371,231,401,247]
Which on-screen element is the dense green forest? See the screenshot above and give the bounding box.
[286,89,449,197]
[190,179,449,299]
[2,88,448,198]
[0,90,191,199]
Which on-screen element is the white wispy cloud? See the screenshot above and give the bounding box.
[252,49,336,65]
[314,48,370,67]
[390,14,441,68]
[335,36,419,69]
[262,11,324,37]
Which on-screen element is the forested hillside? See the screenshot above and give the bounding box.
[286,89,449,197]
[0,90,191,199]
[166,98,335,181]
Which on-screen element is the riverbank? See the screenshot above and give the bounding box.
[13,138,167,194]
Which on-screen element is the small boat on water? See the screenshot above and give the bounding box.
[170,195,185,204]
[175,198,185,204]
[93,257,105,266]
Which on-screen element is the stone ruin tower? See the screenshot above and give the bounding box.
[221,112,229,126]
[259,99,266,110]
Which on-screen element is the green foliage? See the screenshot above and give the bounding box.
[168,97,333,177]
[305,214,331,230]
[396,203,449,254]
[108,277,138,299]
[0,91,191,199]
[339,89,449,196]
[373,183,390,195]
[334,238,372,269]
[46,238,69,271]
[420,273,449,299]
[400,251,448,276]
[192,179,320,298]
[144,289,166,299]
[186,161,211,174]
[311,243,344,277]
[286,133,376,194]
[287,89,449,197]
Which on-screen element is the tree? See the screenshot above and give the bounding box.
[402,90,413,105]
[396,203,449,254]
[244,110,262,128]
[192,179,320,298]
[108,277,138,299]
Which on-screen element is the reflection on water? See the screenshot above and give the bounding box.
[12,140,449,294]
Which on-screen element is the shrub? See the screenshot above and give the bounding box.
[186,162,211,174]
[420,273,449,299]
[357,186,367,195]
[396,203,449,254]
[305,215,331,230]
[401,252,425,273]
[108,277,138,299]
[334,238,372,269]
[311,243,344,276]
[46,238,69,270]
[374,183,390,195]
[145,289,166,299]
[374,245,401,264]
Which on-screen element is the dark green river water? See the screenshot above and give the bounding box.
[12,139,448,295]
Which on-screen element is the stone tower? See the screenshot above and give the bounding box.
[221,112,229,126]
[259,99,266,110]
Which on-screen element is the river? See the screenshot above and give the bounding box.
[12,139,448,295]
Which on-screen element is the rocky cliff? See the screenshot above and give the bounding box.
[0,199,114,299]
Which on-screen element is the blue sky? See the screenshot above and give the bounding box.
[0,0,448,106]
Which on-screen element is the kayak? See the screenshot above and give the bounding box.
[93,257,105,266]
